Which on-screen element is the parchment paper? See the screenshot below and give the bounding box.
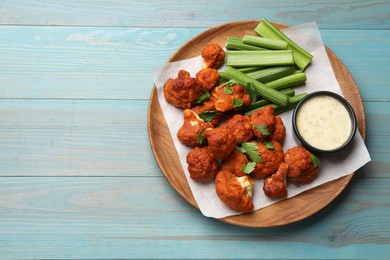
[153,22,371,218]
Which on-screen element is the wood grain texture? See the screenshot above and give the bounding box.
[0,177,389,259]
[0,27,388,100]
[0,0,387,258]
[148,21,366,227]
[1,0,389,29]
[0,99,157,177]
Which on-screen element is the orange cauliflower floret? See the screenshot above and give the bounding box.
[186,147,219,182]
[164,70,206,109]
[177,109,213,147]
[251,140,284,179]
[251,105,275,141]
[196,68,220,91]
[220,150,249,177]
[201,43,226,69]
[204,127,236,160]
[263,162,289,199]
[270,115,286,143]
[284,146,320,185]
[211,84,251,113]
[215,170,254,213]
[222,114,254,144]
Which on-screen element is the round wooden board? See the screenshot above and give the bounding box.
[147,21,366,228]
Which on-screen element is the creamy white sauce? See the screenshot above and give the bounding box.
[296,95,352,151]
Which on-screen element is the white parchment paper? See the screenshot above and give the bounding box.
[153,22,371,218]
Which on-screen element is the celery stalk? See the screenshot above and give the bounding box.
[244,88,295,112]
[245,92,308,116]
[246,66,296,83]
[265,72,307,90]
[226,50,294,67]
[243,35,288,50]
[219,66,289,107]
[255,18,313,71]
[226,37,266,51]
[238,66,266,73]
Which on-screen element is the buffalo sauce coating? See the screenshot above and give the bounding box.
[296,95,352,151]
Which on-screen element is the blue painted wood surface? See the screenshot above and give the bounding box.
[0,1,389,259]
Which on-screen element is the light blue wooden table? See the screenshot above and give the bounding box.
[0,1,389,259]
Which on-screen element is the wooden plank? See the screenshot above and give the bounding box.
[0,99,158,177]
[0,177,389,259]
[320,29,390,102]
[0,99,384,178]
[0,26,203,100]
[0,0,389,29]
[0,26,388,101]
[362,102,390,179]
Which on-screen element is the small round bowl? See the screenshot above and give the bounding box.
[292,91,357,154]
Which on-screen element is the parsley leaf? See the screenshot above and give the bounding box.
[198,111,217,122]
[310,154,321,168]
[226,80,236,87]
[236,146,246,153]
[253,124,270,136]
[196,129,204,144]
[196,91,210,104]
[245,82,258,103]
[233,98,243,108]
[224,85,234,95]
[241,142,262,162]
[241,162,256,174]
[264,142,274,150]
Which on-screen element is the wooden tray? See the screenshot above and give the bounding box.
[147,21,366,228]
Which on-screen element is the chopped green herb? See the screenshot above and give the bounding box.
[241,142,262,162]
[245,82,258,103]
[241,162,257,174]
[264,142,274,150]
[253,124,270,136]
[233,99,243,108]
[310,154,321,168]
[198,111,218,122]
[236,146,246,153]
[226,80,237,87]
[224,85,234,94]
[196,129,204,144]
[196,91,210,104]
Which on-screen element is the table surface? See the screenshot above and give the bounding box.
[0,1,389,259]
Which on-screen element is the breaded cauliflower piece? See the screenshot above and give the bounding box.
[270,115,286,143]
[222,114,254,144]
[196,68,220,91]
[204,127,236,160]
[201,43,226,69]
[220,150,249,177]
[251,140,285,179]
[164,70,206,109]
[186,147,219,182]
[211,84,251,113]
[284,146,320,185]
[263,162,289,199]
[177,109,213,147]
[190,96,223,127]
[215,170,254,213]
[251,105,275,141]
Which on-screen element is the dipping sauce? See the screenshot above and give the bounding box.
[295,94,353,151]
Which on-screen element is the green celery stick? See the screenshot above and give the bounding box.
[255,18,313,71]
[243,35,288,50]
